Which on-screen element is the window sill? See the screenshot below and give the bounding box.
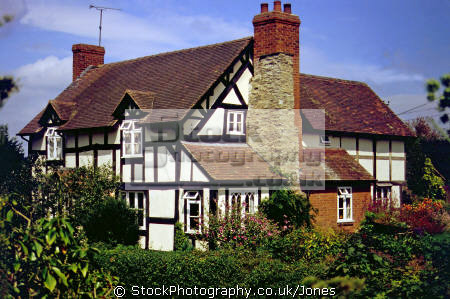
[227,132,245,136]
[121,155,143,159]
[337,219,354,224]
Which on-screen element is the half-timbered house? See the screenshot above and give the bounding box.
[19,1,414,250]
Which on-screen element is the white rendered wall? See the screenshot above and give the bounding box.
[108,129,120,144]
[236,68,252,104]
[79,151,93,167]
[98,150,112,167]
[92,132,103,145]
[198,108,224,136]
[149,189,175,218]
[65,135,75,148]
[144,147,155,182]
[148,224,174,251]
[157,146,176,182]
[32,136,45,151]
[78,134,89,147]
[341,137,357,155]
[65,153,76,168]
[392,160,405,181]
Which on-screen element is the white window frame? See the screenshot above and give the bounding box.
[226,110,244,135]
[45,127,62,160]
[337,187,353,223]
[228,189,258,215]
[121,191,146,230]
[184,191,202,234]
[320,135,331,146]
[376,186,392,205]
[120,120,143,157]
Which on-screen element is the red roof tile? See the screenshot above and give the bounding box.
[300,74,415,137]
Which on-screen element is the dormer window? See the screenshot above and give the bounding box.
[320,135,331,146]
[46,127,62,160]
[227,111,244,135]
[120,120,142,157]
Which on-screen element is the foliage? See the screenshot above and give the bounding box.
[174,222,192,251]
[400,198,446,234]
[204,205,280,250]
[84,198,139,246]
[421,158,446,200]
[259,189,316,230]
[426,74,450,136]
[36,165,121,228]
[269,228,349,262]
[0,15,13,27]
[0,125,33,198]
[0,76,18,110]
[0,196,117,298]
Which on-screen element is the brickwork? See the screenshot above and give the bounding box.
[72,44,105,81]
[309,185,371,232]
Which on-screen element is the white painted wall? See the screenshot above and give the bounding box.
[198,108,224,136]
[192,163,209,182]
[359,138,373,156]
[78,134,89,147]
[359,158,374,176]
[392,160,405,181]
[122,164,131,182]
[148,224,174,251]
[65,135,75,148]
[391,141,405,158]
[376,140,389,157]
[98,150,112,167]
[79,151,93,167]
[92,132,103,145]
[144,147,155,182]
[149,189,175,218]
[65,153,76,168]
[108,129,120,144]
[115,150,120,176]
[376,160,390,181]
[391,185,401,208]
[341,137,357,155]
[236,68,252,104]
[222,89,241,105]
[32,135,45,151]
[157,146,176,182]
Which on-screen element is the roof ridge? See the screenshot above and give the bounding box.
[300,73,368,86]
[100,36,253,68]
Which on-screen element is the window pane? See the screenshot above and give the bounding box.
[129,193,135,208]
[56,138,62,159]
[190,217,199,230]
[125,144,132,155]
[338,208,343,219]
[134,143,141,155]
[229,121,234,132]
[138,193,144,209]
[124,132,131,143]
[48,138,55,158]
[237,113,241,122]
[346,199,351,219]
[190,202,200,217]
[229,113,234,122]
[138,210,144,226]
[338,197,343,209]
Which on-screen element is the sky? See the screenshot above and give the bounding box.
[0,0,449,142]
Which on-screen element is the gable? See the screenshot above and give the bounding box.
[38,103,62,127]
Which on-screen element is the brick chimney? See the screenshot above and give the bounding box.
[252,1,300,108]
[72,44,105,81]
[247,1,302,187]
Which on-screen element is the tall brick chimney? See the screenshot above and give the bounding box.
[247,1,302,187]
[72,44,105,81]
[252,1,300,109]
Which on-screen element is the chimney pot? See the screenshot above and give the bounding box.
[273,1,282,12]
[284,3,292,13]
[261,3,269,13]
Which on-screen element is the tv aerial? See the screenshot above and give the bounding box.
[89,5,121,46]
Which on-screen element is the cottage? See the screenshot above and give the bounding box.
[19,1,413,250]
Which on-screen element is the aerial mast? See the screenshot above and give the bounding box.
[89,5,121,46]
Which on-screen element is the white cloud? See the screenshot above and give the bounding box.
[301,46,425,85]
[20,0,251,60]
[0,55,71,138]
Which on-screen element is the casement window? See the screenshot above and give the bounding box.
[46,127,62,160]
[376,186,391,204]
[120,120,142,157]
[184,191,202,233]
[320,135,331,146]
[337,187,353,222]
[229,191,257,214]
[121,191,146,229]
[226,111,244,135]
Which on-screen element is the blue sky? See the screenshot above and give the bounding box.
[0,0,449,139]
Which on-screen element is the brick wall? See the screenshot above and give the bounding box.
[309,184,371,232]
[72,44,105,81]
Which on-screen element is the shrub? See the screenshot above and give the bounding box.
[400,198,446,234]
[204,205,280,250]
[259,189,315,230]
[174,222,192,251]
[0,196,117,298]
[84,198,139,246]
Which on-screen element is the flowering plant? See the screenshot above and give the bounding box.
[399,198,446,234]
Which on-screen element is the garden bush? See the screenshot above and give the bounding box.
[84,198,139,246]
[0,196,117,298]
[400,198,446,234]
[259,189,315,230]
[204,205,280,250]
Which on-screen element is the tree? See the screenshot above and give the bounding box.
[426,74,450,136]
[0,15,18,110]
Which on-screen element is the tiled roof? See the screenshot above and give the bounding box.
[182,142,284,181]
[301,148,374,181]
[125,90,155,110]
[19,37,252,134]
[300,74,415,137]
